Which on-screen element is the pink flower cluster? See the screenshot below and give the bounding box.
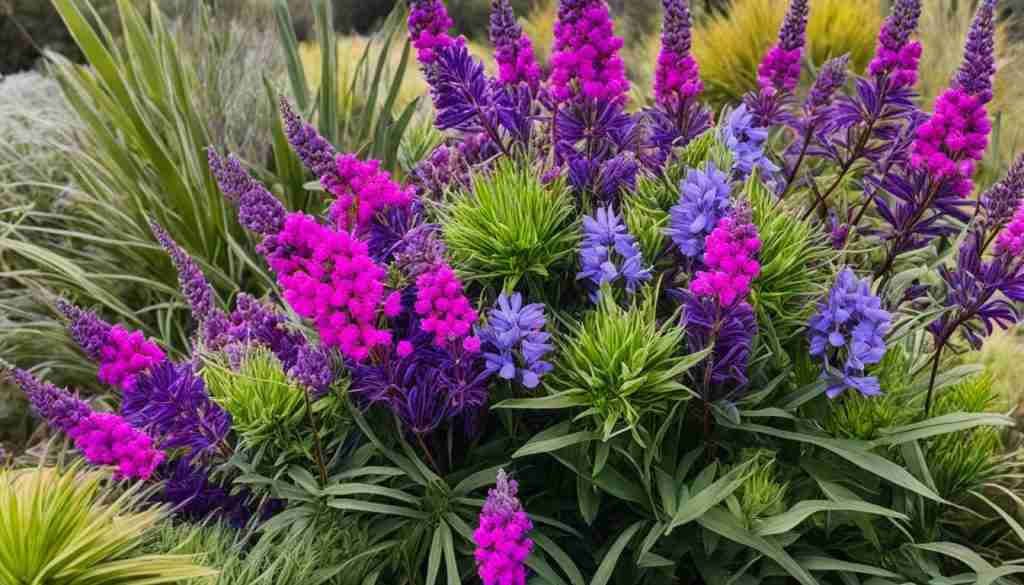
[757,46,802,93]
[996,202,1024,256]
[910,88,991,197]
[68,412,165,480]
[869,26,922,88]
[414,262,479,349]
[327,154,414,231]
[474,470,534,585]
[549,0,629,104]
[655,51,702,107]
[97,325,166,391]
[270,213,400,361]
[408,0,460,65]
[497,36,543,88]
[691,212,762,307]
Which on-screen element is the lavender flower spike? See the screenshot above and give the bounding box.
[808,269,892,398]
[956,0,999,105]
[148,219,230,344]
[279,97,343,192]
[489,0,541,89]
[208,149,286,236]
[479,293,554,389]
[8,368,92,432]
[577,206,652,300]
[665,163,732,259]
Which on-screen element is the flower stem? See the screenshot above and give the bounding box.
[302,387,328,484]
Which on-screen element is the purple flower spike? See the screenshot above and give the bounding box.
[289,345,335,397]
[408,0,460,67]
[56,298,112,362]
[757,0,809,93]
[955,0,999,105]
[9,368,92,432]
[682,293,758,389]
[805,54,849,116]
[550,0,629,105]
[869,0,922,89]
[148,219,230,345]
[490,0,542,89]
[279,98,343,193]
[981,154,1024,236]
[577,206,652,300]
[665,163,733,259]
[208,149,287,236]
[479,293,554,389]
[474,469,534,585]
[126,361,230,460]
[655,0,702,107]
[808,269,892,398]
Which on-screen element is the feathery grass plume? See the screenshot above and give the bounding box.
[747,175,835,344]
[202,348,307,450]
[0,463,215,585]
[688,0,881,109]
[442,159,580,290]
[548,286,700,440]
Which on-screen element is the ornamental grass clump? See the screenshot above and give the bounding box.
[442,160,579,290]
[0,462,214,585]
[10,0,1024,583]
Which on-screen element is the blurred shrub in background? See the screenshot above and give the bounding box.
[0,0,124,73]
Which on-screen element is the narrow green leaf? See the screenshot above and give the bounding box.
[667,459,756,532]
[590,521,643,585]
[755,500,907,536]
[698,508,819,585]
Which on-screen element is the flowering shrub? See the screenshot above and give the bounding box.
[9,0,1024,583]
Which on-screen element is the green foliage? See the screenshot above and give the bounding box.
[736,454,789,525]
[203,349,312,454]
[144,517,379,585]
[544,286,704,439]
[623,175,672,266]
[748,174,836,346]
[442,159,580,291]
[926,374,1002,497]
[0,462,215,585]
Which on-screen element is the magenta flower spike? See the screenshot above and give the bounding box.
[473,469,534,585]
[549,0,629,105]
[757,0,809,94]
[909,0,998,197]
[490,0,542,89]
[654,0,702,108]
[868,0,923,89]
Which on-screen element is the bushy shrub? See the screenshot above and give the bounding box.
[0,0,122,74]
[0,463,214,584]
